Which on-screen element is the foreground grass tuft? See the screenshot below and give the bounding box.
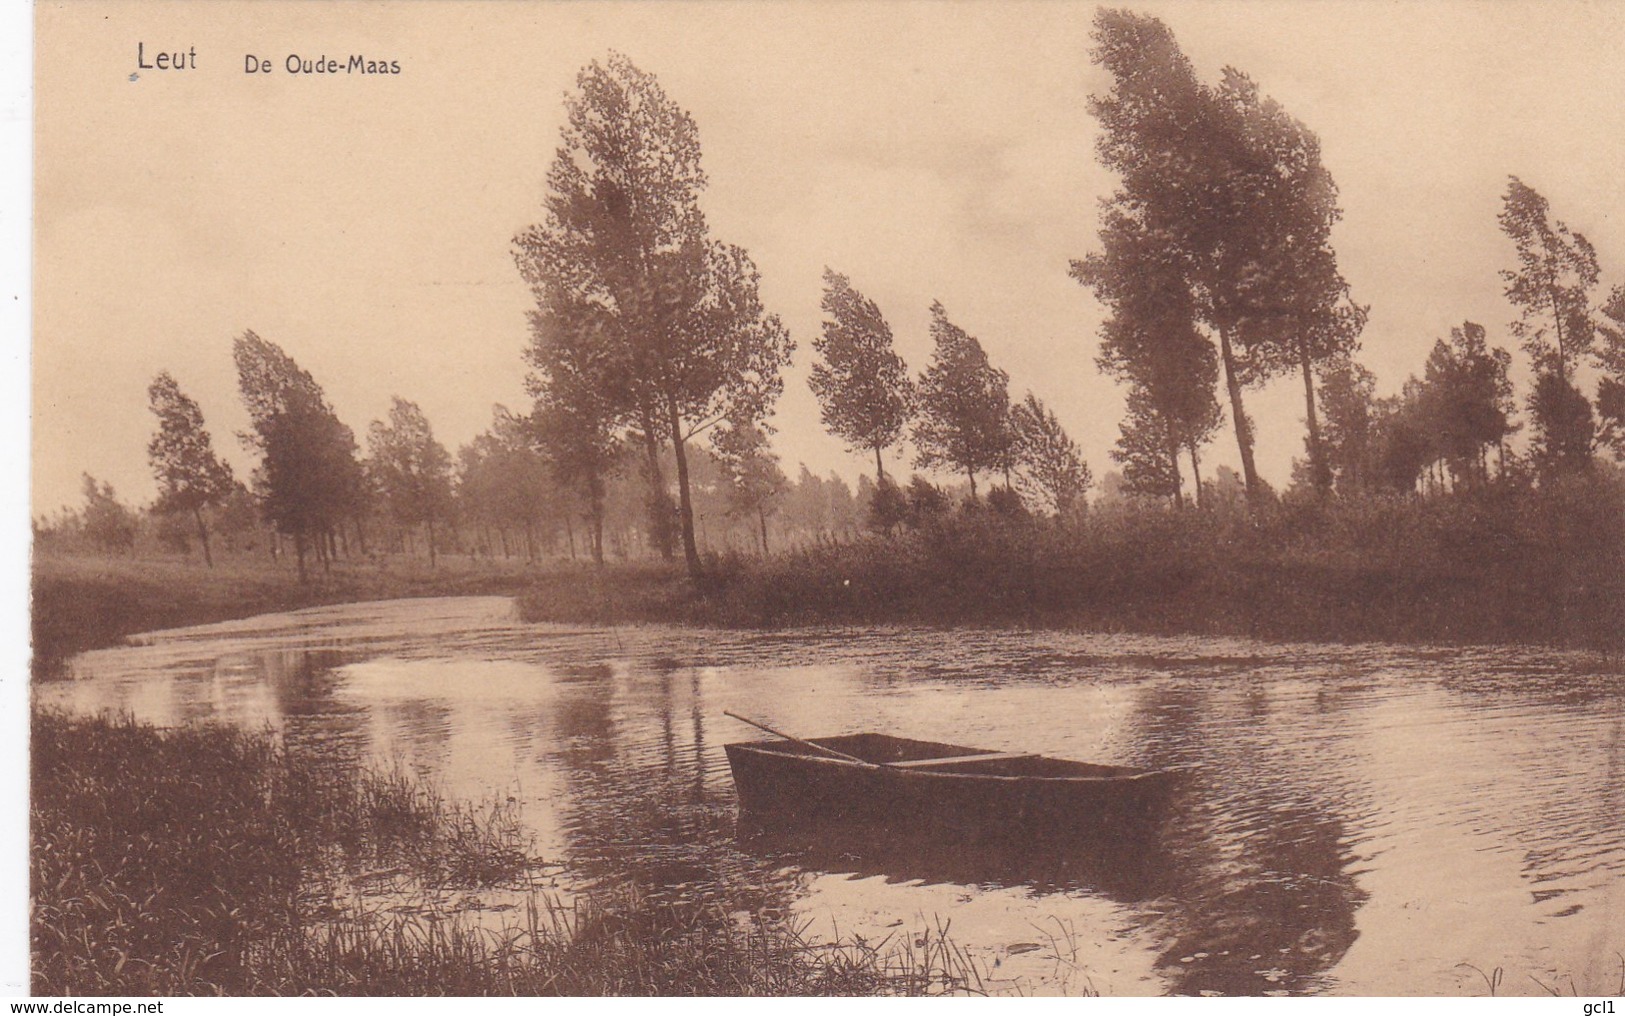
[32,711,981,996]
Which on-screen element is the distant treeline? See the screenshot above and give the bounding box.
[38,11,1625,612]
[35,447,880,571]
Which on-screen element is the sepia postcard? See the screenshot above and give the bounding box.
[19,0,1625,1001]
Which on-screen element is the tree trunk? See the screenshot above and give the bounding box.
[565,515,577,561]
[588,470,606,567]
[639,418,676,561]
[1168,439,1185,509]
[294,531,308,583]
[757,507,769,556]
[1299,340,1331,492]
[524,520,536,563]
[668,400,703,582]
[426,516,437,569]
[590,500,605,566]
[192,507,214,568]
[967,470,978,499]
[1549,286,1569,380]
[1218,326,1262,501]
[874,445,886,483]
[1188,443,1204,510]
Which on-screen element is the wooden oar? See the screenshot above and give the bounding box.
[722,710,873,765]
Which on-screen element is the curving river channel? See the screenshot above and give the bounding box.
[37,596,1625,996]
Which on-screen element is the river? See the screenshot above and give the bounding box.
[36,596,1625,996]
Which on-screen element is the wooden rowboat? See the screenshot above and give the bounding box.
[723,723,1176,841]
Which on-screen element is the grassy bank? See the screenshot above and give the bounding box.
[31,711,980,996]
[34,478,1623,669]
[30,554,536,677]
[519,481,1625,653]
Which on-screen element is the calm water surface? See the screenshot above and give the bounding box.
[38,597,1625,996]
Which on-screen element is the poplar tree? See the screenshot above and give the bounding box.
[80,474,137,556]
[911,302,1012,498]
[810,268,914,482]
[1113,386,1185,504]
[1074,209,1221,506]
[147,371,237,567]
[712,418,787,555]
[1009,392,1092,517]
[233,331,365,582]
[1499,178,1602,475]
[1083,9,1359,501]
[1500,177,1599,381]
[367,397,454,568]
[457,406,557,562]
[1417,323,1515,487]
[514,53,792,582]
[1317,358,1379,493]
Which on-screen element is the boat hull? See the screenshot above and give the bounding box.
[725,734,1174,842]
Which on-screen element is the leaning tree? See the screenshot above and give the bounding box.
[514,53,792,582]
[911,302,1012,499]
[810,268,914,483]
[233,330,365,581]
[1081,9,1362,500]
[147,371,237,566]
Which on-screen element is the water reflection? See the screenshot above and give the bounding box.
[738,817,1175,904]
[39,596,1625,996]
[1120,679,1372,994]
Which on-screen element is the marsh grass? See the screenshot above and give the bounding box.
[1459,955,1625,998]
[32,711,983,996]
[250,890,983,996]
[518,478,1625,653]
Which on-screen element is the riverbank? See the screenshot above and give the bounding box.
[30,554,536,677]
[31,710,980,995]
[518,482,1625,653]
[33,479,1624,670]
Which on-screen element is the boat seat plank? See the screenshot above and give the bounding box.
[885,751,1035,769]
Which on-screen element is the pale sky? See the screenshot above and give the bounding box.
[30,0,1625,515]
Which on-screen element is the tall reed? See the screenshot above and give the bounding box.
[32,711,981,996]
